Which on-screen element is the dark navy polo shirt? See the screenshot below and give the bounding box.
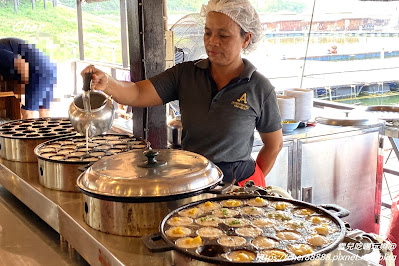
[150,58,281,165]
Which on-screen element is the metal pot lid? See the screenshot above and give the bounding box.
[315,117,378,126]
[77,149,223,198]
[364,105,399,121]
[365,105,399,113]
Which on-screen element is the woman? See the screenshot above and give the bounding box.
[82,0,283,186]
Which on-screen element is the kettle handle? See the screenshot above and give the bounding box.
[83,72,92,91]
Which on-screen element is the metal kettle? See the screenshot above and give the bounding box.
[68,73,114,137]
[167,116,182,148]
[167,102,182,148]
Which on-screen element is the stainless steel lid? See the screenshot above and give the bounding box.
[315,117,379,126]
[364,105,399,121]
[76,149,223,198]
[365,105,399,113]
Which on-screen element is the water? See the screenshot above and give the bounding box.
[85,125,90,153]
[246,35,399,81]
[260,35,399,60]
[336,94,399,106]
[82,91,92,114]
[82,91,92,153]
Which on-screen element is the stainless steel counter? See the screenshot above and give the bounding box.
[0,159,173,266]
[254,123,384,147]
[385,125,399,138]
[0,185,87,266]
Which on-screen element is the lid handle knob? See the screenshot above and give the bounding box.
[144,150,159,165]
[138,150,167,168]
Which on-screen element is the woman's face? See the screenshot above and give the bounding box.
[204,12,250,67]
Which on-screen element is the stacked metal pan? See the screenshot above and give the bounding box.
[0,118,76,162]
[35,134,149,192]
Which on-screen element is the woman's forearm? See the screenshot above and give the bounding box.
[256,144,282,176]
[104,78,140,106]
[84,65,162,107]
[256,130,284,176]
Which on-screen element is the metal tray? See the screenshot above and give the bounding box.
[364,105,399,121]
[315,117,376,126]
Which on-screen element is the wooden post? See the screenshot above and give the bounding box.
[127,0,145,139]
[127,0,167,148]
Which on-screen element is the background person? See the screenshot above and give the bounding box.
[82,0,283,186]
[0,37,57,119]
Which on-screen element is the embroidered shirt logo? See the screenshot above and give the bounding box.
[231,93,250,110]
[237,93,247,104]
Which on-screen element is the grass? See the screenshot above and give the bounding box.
[0,0,123,64]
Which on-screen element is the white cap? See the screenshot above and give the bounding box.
[200,0,263,53]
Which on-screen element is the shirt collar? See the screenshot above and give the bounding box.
[194,58,257,81]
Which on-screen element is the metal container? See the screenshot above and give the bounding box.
[143,195,349,265]
[168,117,182,148]
[77,149,224,237]
[0,118,76,162]
[35,134,148,192]
[68,90,114,137]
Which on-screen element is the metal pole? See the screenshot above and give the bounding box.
[31,0,35,10]
[77,0,84,60]
[14,0,18,14]
[120,0,128,68]
[300,0,317,89]
[163,0,168,30]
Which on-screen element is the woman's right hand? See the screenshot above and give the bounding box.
[81,65,109,91]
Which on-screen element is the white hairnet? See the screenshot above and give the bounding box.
[200,0,263,53]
